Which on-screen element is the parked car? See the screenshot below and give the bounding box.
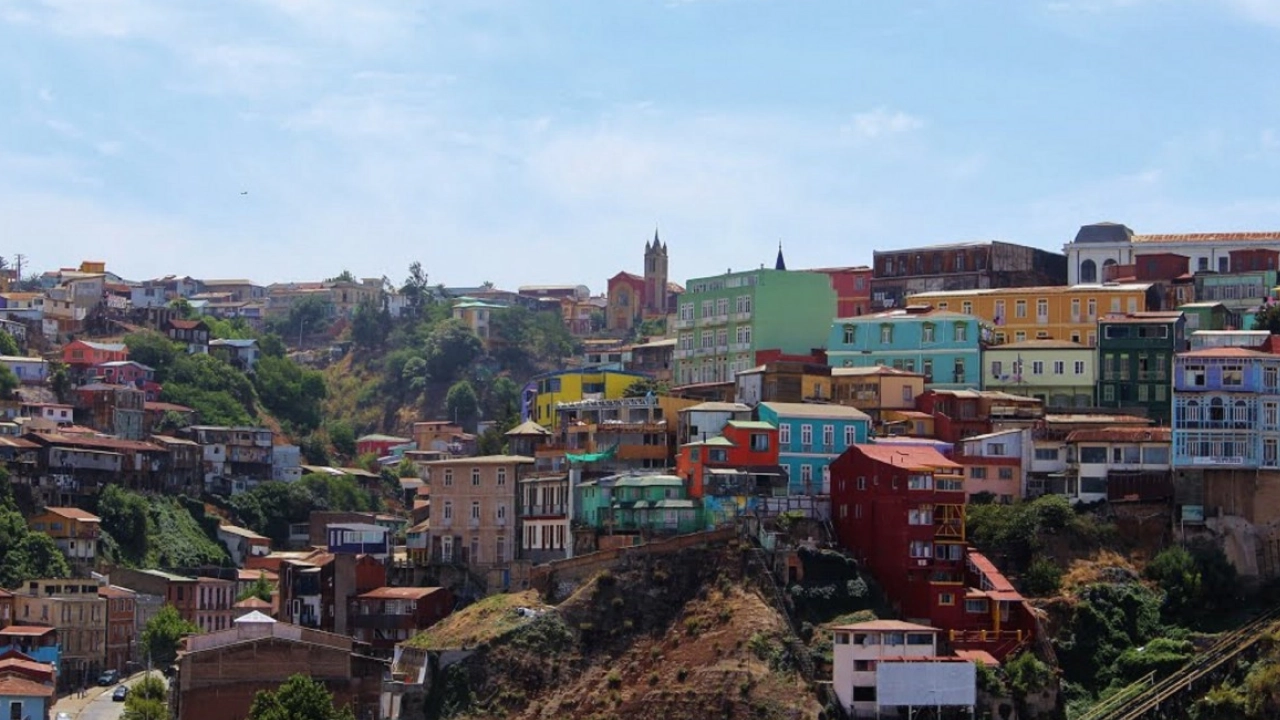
[97,670,120,686]
[112,685,129,702]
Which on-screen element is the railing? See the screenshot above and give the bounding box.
[732,311,752,322]
[674,318,694,330]
[520,505,566,517]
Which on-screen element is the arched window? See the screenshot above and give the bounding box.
[1101,259,1117,281]
[1080,259,1098,283]
[1210,397,1225,423]
[1185,400,1200,426]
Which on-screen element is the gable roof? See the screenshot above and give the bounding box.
[760,402,871,421]
[505,420,552,436]
[40,507,101,523]
[855,444,961,471]
[0,675,55,698]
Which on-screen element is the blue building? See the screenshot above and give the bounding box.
[1173,346,1280,471]
[324,522,391,560]
[756,401,871,495]
[825,307,986,390]
[0,625,59,668]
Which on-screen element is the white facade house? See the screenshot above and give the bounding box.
[676,401,752,444]
[1064,222,1280,285]
[832,620,976,718]
[1065,427,1172,504]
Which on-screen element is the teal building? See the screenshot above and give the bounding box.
[825,307,986,389]
[575,473,702,535]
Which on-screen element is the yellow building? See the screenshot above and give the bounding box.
[451,298,507,350]
[526,369,651,430]
[906,283,1156,347]
[829,366,927,422]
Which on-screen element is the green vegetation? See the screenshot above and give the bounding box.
[966,494,1118,580]
[0,471,71,586]
[122,674,168,720]
[238,571,275,603]
[249,674,355,720]
[142,605,200,666]
[96,486,230,568]
[228,473,378,546]
[1144,540,1239,625]
[0,363,17,398]
[445,380,479,432]
[623,377,670,397]
[0,330,19,356]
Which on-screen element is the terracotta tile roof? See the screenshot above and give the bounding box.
[358,586,446,600]
[237,569,278,582]
[41,507,100,522]
[0,675,55,697]
[1066,427,1172,443]
[855,444,961,471]
[1134,232,1280,244]
[0,625,56,636]
[233,597,271,609]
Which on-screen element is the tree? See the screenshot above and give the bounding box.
[123,674,168,720]
[0,472,72,587]
[445,380,480,432]
[423,320,482,381]
[327,270,356,283]
[259,333,287,359]
[623,377,668,398]
[0,364,16,399]
[327,421,357,458]
[350,298,390,349]
[0,331,19,356]
[1254,303,1280,334]
[401,261,431,315]
[275,295,332,345]
[253,356,326,431]
[248,674,355,720]
[483,376,522,423]
[97,484,151,563]
[141,604,199,666]
[124,331,181,382]
[49,361,72,402]
[238,571,275,603]
[170,297,196,319]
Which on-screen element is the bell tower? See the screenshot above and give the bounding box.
[644,229,669,315]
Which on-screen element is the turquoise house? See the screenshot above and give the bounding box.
[825,307,985,390]
[575,473,702,535]
[0,676,53,720]
[756,402,871,495]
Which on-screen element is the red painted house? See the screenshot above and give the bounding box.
[829,443,1036,660]
[354,434,412,458]
[807,266,873,318]
[350,586,453,653]
[1230,247,1280,273]
[61,340,127,369]
[914,389,1043,444]
[676,420,782,499]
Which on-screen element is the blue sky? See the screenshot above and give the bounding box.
[3,0,1280,291]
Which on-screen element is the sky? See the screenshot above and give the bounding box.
[3,0,1280,291]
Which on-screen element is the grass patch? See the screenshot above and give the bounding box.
[406,590,549,649]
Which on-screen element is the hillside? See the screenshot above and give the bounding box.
[412,545,826,720]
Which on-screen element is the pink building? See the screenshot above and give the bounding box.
[62,340,127,369]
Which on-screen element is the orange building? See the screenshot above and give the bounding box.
[676,420,781,498]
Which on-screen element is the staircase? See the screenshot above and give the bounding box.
[744,545,816,683]
[1080,606,1280,720]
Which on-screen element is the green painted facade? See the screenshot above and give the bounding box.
[673,268,836,386]
[575,474,703,534]
[1097,313,1187,425]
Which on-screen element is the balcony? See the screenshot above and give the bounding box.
[729,342,752,353]
[715,344,728,354]
[520,504,566,517]
[732,310,752,322]
[674,318,694,330]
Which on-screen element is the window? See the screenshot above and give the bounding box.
[902,384,914,402]
[834,632,850,645]
[853,659,875,671]
[1103,385,1115,402]
[989,443,1006,456]
[842,325,856,344]
[1032,361,1044,375]
[970,467,987,479]
[822,425,834,449]
[1266,402,1279,428]
[1074,360,1085,375]
[909,540,932,558]
[442,501,453,520]
[1223,366,1244,386]
[857,476,866,490]
[853,687,877,702]
[844,425,857,447]
[1071,298,1081,319]
[1087,298,1097,318]
[497,503,507,521]
[965,599,990,614]
[1015,331,1027,342]
[471,468,481,486]
[800,424,813,447]
[880,325,893,344]
[1080,446,1108,463]
[709,449,727,462]
[1142,446,1170,464]
[750,433,770,452]
[496,468,506,486]
[1015,300,1027,318]
[469,502,481,521]
[954,323,967,342]
[779,423,791,445]
[1035,448,1058,461]
[800,465,813,484]
[1186,365,1206,387]
[922,323,935,342]
[908,506,933,525]
[998,467,1013,480]
[716,297,729,317]
[991,361,1003,378]
[907,633,933,646]
[443,469,453,487]
[962,301,972,314]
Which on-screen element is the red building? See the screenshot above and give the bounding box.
[354,434,411,458]
[1230,247,1280,273]
[807,266,873,318]
[99,585,136,673]
[913,389,1043,443]
[61,340,128,369]
[676,420,782,498]
[350,586,453,654]
[829,444,1036,660]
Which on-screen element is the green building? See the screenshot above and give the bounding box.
[1178,301,1237,332]
[575,473,702,535]
[673,264,837,387]
[1097,311,1187,425]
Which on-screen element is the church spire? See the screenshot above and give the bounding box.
[775,241,787,271]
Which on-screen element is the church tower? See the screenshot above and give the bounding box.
[644,229,669,315]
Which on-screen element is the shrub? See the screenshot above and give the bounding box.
[1005,652,1053,699]
[605,670,622,689]
[1024,557,1064,597]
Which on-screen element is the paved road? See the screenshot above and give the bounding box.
[56,673,168,720]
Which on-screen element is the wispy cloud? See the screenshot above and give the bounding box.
[842,107,925,140]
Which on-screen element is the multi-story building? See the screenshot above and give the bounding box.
[1193,256,1277,330]
[982,340,1096,409]
[831,620,976,719]
[109,568,199,627]
[521,369,650,431]
[72,383,146,440]
[216,524,271,568]
[517,472,570,564]
[450,298,506,350]
[956,429,1032,503]
[906,283,1159,347]
[575,473,703,539]
[871,240,1067,311]
[1065,221,1280,284]
[673,268,837,387]
[277,552,386,635]
[826,308,985,389]
[734,360,832,406]
[325,523,391,561]
[12,579,106,690]
[178,426,275,491]
[827,366,926,426]
[676,420,784,499]
[829,445,1036,661]
[806,266,873,318]
[98,585,135,674]
[349,587,453,655]
[545,394,695,474]
[1064,427,1172,505]
[27,507,100,568]
[677,401,753,445]
[914,389,1044,443]
[756,402,870,495]
[1181,304,1240,333]
[1097,311,1187,424]
[419,456,533,586]
[625,337,677,383]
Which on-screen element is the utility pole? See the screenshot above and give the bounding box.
[13,253,24,279]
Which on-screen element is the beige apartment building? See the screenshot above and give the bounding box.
[13,579,107,690]
[420,455,534,590]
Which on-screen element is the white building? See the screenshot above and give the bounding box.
[831,620,976,719]
[1064,426,1172,505]
[1065,222,1280,285]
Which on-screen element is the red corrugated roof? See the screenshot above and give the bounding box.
[42,507,101,522]
[0,626,56,637]
[1134,232,1280,243]
[967,551,1019,595]
[0,675,55,697]
[856,444,961,471]
[358,586,446,600]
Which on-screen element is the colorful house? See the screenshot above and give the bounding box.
[982,340,1096,410]
[756,402,871,495]
[829,444,1036,661]
[0,675,54,720]
[27,508,100,566]
[522,368,650,431]
[1097,311,1187,425]
[676,420,784,499]
[826,307,985,390]
[673,264,837,387]
[805,265,873,318]
[355,434,412,458]
[956,429,1032,503]
[575,473,702,536]
[93,360,155,387]
[60,340,127,369]
[906,283,1159,347]
[0,357,48,385]
[451,298,507,350]
[827,366,926,425]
